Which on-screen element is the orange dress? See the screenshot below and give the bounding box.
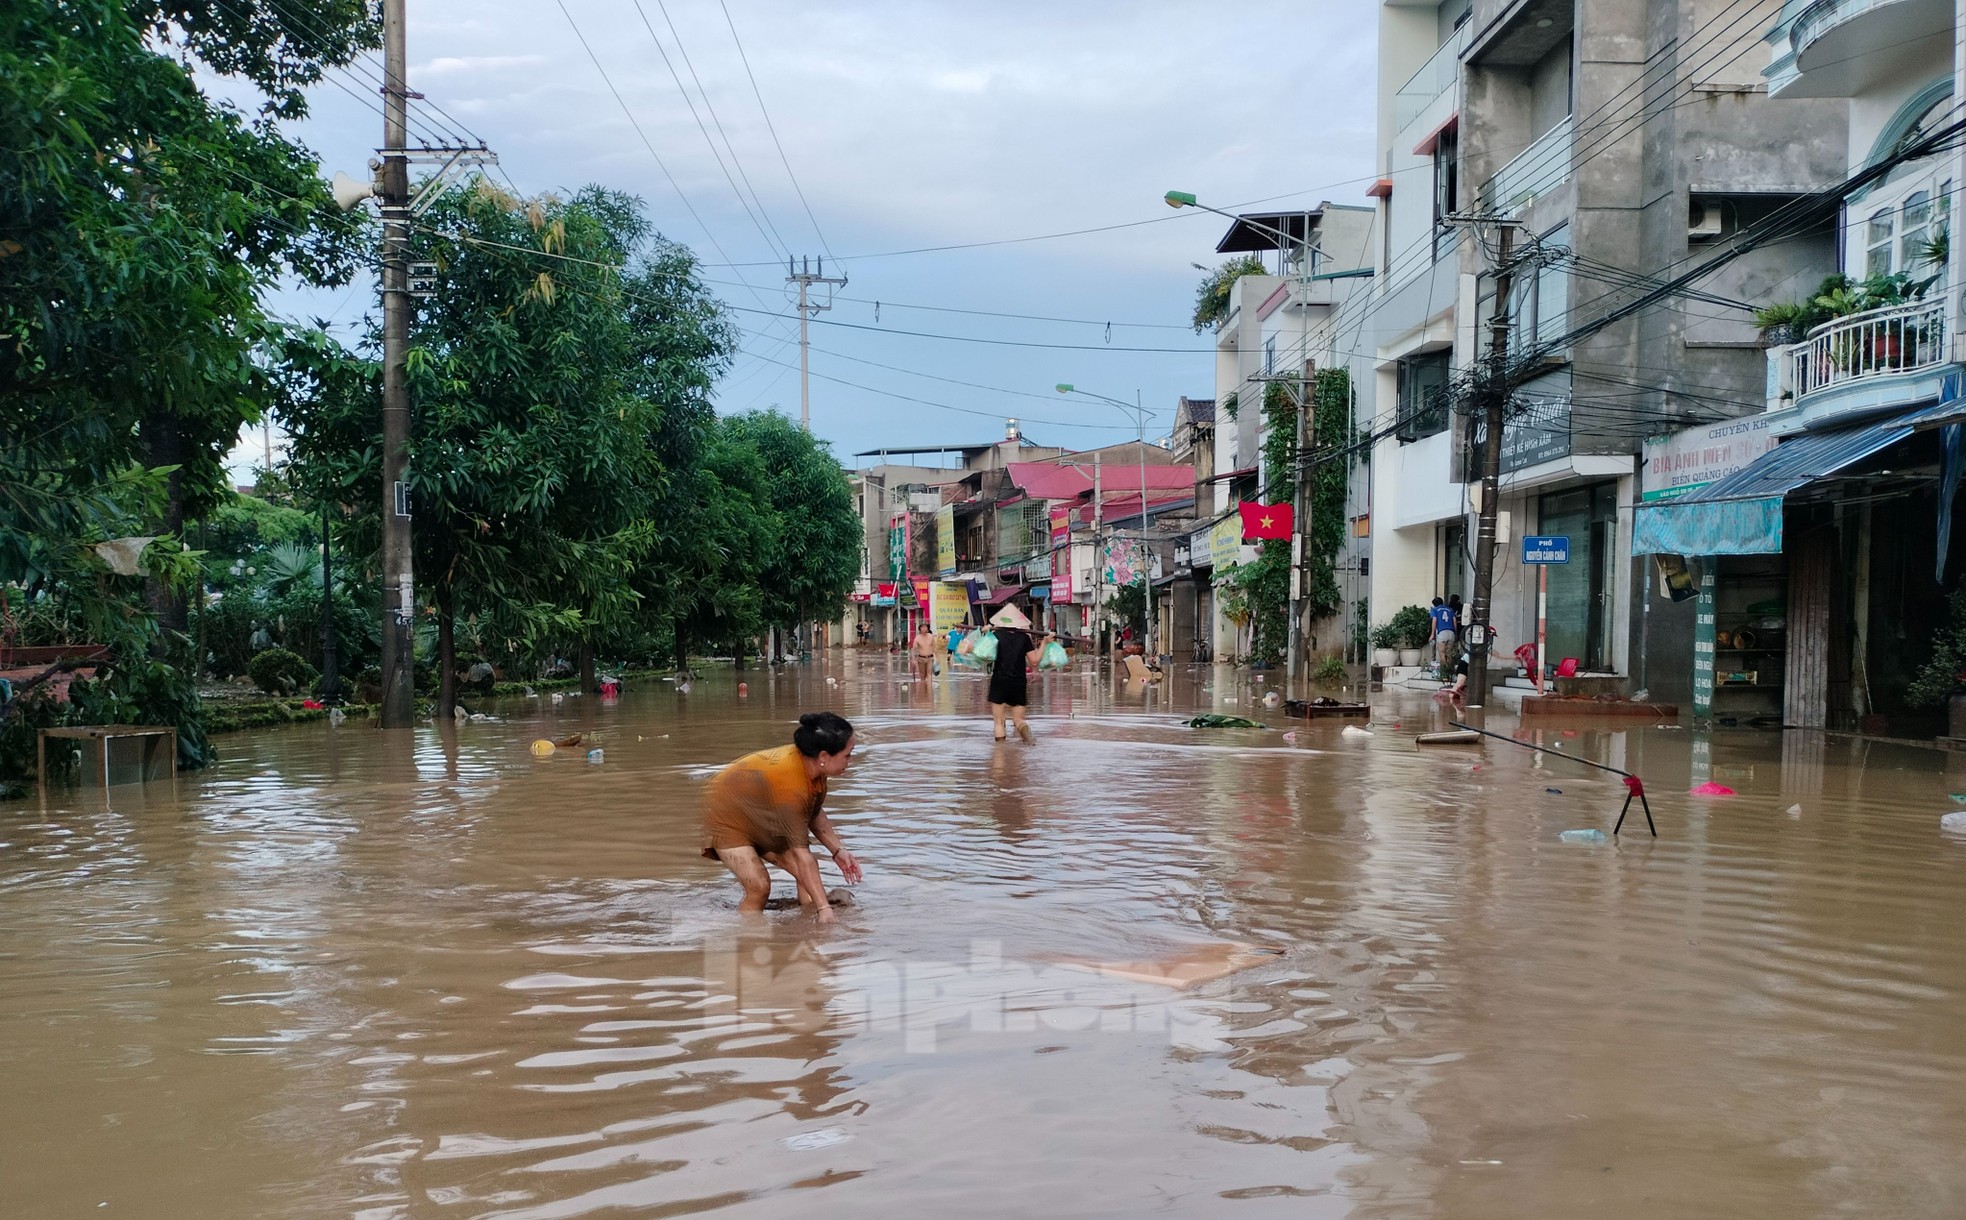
[700,745,827,859]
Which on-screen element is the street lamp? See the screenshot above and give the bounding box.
[1056,384,1157,670]
[1165,190,1315,276]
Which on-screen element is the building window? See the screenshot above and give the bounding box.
[1264,334,1277,375]
[1899,190,1932,271]
[1866,207,1895,278]
[1432,126,1460,260]
[1396,350,1451,442]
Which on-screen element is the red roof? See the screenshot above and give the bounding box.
[1005,461,1194,500]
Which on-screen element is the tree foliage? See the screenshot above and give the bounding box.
[1191,255,1267,333]
[1,0,374,793]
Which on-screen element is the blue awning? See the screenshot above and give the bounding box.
[1633,495,1785,556]
[1633,407,1927,556]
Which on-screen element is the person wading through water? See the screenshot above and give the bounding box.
[701,712,862,923]
[986,605,1048,743]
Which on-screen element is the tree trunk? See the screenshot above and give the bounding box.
[139,408,189,639]
[579,641,596,694]
[436,587,457,721]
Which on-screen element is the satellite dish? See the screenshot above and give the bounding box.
[331,170,375,212]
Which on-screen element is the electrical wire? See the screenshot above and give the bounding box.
[718,0,835,261]
[628,0,789,261]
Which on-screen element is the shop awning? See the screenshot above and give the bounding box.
[1632,408,1926,556]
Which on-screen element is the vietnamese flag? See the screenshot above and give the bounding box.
[1239,501,1294,540]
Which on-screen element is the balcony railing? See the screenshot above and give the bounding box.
[1786,297,1947,399]
[1393,23,1471,132]
[1480,115,1573,214]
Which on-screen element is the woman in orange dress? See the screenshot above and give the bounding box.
[701,711,861,921]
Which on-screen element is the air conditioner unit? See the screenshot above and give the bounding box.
[1688,199,1724,241]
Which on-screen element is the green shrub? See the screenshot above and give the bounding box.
[1311,653,1347,684]
[247,647,316,695]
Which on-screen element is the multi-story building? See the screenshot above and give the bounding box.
[1632,0,1964,732]
[1197,202,1376,663]
[1336,0,1846,698]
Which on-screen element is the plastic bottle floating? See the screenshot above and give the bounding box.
[586,748,604,764]
[1557,829,1607,844]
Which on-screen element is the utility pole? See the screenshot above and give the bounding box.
[787,256,847,432]
[1465,224,1517,708]
[1092,452,1104,671]
[1286,361,1314,688]
[320,502,341,706]
[377,0,415,729]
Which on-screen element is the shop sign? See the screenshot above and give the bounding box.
[1692,566,1716,718]
[1471,395,1572,474]
[929,580,969,630]
[1641,416,1780,502]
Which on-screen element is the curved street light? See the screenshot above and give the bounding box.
[1165,189,1313,275]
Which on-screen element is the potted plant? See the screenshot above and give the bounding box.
[1368,620,1401,669]
[1752,300,1812,347]
[1387,604,1433,667]
[1908,588,1966,740]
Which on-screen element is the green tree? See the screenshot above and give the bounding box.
[725,412,862,637]
[1,0,375,790]
[283,182,735,712]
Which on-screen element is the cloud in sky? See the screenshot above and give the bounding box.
[243,0,1379,476]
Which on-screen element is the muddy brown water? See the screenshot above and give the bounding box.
[5,656,1965,1217]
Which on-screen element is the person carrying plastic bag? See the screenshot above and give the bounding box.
[1037,638,1070,670]
[983,605,1049,743]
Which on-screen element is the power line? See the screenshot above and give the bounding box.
[718,0,834,261]
[628,0,789,261]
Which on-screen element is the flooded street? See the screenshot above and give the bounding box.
[5,656,1966,1218]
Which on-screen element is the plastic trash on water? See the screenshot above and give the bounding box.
[587,748,604,764]
[1262,691,1282,709]
[529,740,555,757]
[1786,804,1803,818]
[1558,829,1607,843]
[1941,811,1966,834]
[1342,725,1373,739]
[1690,781,1735,796]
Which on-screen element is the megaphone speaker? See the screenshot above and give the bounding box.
[331,170,375,212]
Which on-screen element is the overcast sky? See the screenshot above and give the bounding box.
[238,0,1380,475]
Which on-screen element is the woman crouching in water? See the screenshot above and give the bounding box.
[701,711,861,922]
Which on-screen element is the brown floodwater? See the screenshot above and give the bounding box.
[5,654,1965,1218]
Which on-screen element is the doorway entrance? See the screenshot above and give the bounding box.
[1537,482,1616,671]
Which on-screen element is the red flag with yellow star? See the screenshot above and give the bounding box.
[1238,501,1294,540]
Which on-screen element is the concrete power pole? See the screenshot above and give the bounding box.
[1286,361,1314,689]
[377,0,416,729]
[787,257,847,432]
[1465,225,1517,709]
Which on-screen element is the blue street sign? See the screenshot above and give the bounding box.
[1522,535,1570,564]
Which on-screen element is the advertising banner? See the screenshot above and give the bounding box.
[1049,507,1072,601]
[887,514,907,581]
[1209,516,1244,569]
[936,504,957,575]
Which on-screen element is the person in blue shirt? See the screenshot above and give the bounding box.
[1429,597,1458,667]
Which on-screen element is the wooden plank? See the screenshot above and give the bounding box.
[1785,524,1831,729]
